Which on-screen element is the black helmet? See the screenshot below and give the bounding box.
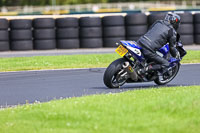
[164,13,181,30]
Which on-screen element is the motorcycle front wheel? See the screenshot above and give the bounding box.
[154,63,180,85]
[103,58,127,88]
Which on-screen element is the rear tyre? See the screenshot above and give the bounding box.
[154,63,180,85]
[103,58,127,88]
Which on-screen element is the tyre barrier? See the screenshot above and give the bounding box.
[103,37,125,47]
[125,13,147,41]
[177,13,194,45]
[0,19,9,51]
[1,12,200,51]
[10,19,33,50]
[33,18,55,29]
[79,17,103,48]
[10,19,32,29]
[194,13,200,44]
[56,17,80,49]
[148,12,194,45]
[103,15,125,47]
[33,18,56,50]
[148,13,167,27]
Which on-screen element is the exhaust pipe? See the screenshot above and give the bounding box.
[122,62,138,81]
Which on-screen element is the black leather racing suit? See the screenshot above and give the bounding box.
[137,20,178,72]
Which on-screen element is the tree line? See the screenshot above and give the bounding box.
[0,0,188,6]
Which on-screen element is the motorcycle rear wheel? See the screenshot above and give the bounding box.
[154,63,180,85]
[103,58,127,88]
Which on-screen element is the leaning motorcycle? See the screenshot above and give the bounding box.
[103,37,187,88]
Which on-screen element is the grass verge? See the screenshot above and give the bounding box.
[0,86,200,133]
[0,50,199,72]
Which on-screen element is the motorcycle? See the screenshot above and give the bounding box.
[103,37,187,88]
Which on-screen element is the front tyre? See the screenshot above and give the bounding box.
[154,63,180,85]
[103,58,127,88]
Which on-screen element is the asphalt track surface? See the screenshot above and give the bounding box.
[0,64,200,107]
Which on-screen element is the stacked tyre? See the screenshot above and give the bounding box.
[56,17,80,49]
[10,19,33,50]
[148,13,167,27]
[125,13,148,41]
[194,13,200,44]
[79,17,103,48]
[177,13,194,45]
[33,18,56,50]
[0,19,9,51]
[102,16,125,47]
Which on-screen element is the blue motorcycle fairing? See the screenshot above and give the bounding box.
[120,41,181,67]
[120,40,141,49]
[158,44,169,56]
[169,57,180,67]
[120,41,144,62]
[159,44,180,67]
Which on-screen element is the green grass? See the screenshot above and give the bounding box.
[0,86,200,133]
[181,50,200,63]
[0,50,199,72]
[0,53,119,71]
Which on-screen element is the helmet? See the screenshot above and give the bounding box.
[164,13,181,30]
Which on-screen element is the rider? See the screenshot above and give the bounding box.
[137,12,181,75]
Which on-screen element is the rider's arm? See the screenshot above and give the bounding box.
[168,28,178,58]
